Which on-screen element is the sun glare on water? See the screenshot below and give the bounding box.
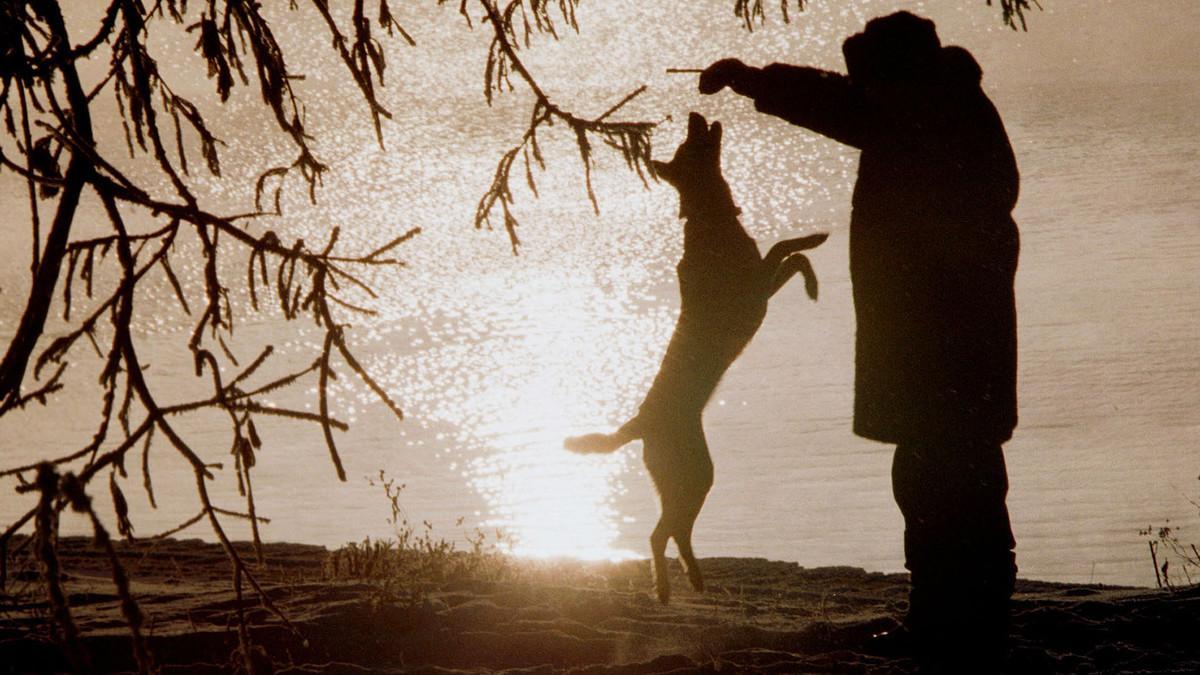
[388,264,670,562]
[469,424,640,562]
[464,278,655,561]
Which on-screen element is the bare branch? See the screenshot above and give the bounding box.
[475,0,655,252]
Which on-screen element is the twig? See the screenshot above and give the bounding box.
[475,0,655,251]
[1150,540,1162,589]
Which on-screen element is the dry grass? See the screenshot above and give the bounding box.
[324,472,515,596]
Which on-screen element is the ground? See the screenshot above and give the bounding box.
[1,538,1198,673]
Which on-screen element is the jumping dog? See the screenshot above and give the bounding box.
[565,113,827,603]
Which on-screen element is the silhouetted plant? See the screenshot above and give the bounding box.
[734,0,808,32]
[989,0,1041,31]
[1141,478,1200,591]
[324,472,513,597]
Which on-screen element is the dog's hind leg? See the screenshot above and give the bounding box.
[650,516,672,604]
[673,496,707,593]
[676,428,714,594]
[657,477,711,598]
[645,422,711,604]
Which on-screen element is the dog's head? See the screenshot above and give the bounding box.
[652,113,730,218]
[652,112,722,186]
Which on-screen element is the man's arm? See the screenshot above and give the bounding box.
[700,59,868,149]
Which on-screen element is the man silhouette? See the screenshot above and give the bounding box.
[699,11,1019,670]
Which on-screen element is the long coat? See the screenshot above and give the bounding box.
[749,52,1019,444]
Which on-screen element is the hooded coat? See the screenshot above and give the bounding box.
[742,16,1020,444]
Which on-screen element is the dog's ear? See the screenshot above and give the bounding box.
[686,112,707,140]
[708,121,723,154]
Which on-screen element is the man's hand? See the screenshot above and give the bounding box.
[699,58,749,95]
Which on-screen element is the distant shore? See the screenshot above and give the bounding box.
[1,537,1197,673]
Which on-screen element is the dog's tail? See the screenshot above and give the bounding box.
[564,420,640,454]
[564,432,631,454]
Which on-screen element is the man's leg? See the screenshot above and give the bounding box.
[892,440,1017,670]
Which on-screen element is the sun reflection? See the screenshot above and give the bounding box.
[469,434,639,561]
[371,259,674,562]
[458,276,659,561]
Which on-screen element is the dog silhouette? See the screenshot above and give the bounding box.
[566,113,826,603]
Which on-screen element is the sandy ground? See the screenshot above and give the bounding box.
[1,538,1198,673]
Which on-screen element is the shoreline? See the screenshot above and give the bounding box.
[2,537,1197,673]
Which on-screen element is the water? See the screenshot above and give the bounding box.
[2,2,1198,587]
